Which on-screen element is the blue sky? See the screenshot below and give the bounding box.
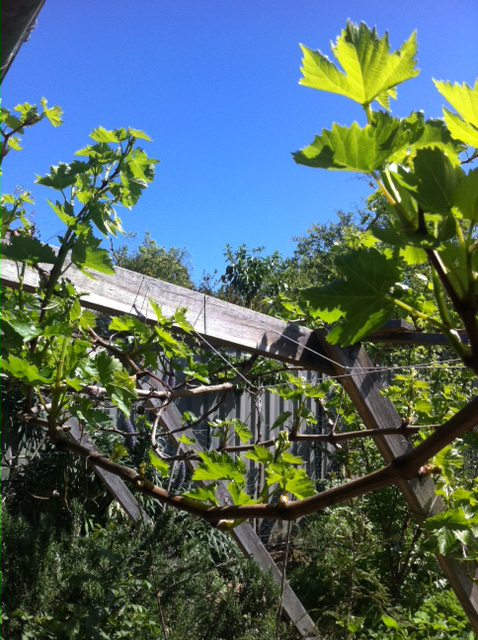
[2,0,477,283]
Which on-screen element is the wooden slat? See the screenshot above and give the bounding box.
[316,335,478,632]
[0,257,333,374]
[67,420,150,524]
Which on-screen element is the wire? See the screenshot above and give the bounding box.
[189,326,260,394]
[255,321,465,380]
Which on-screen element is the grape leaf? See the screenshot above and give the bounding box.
[299,21,418,109]
[193,451,246,485]
[183,486,220,505]
[434,79,478,148]
[293,116,402,172]
[453,167,478,222]
[244,445,273,465]
[36,161,89,190]
[89,127,119,143]
[412,148,464,214]
[1,236,56,264]
[71,238,115,275]
[149,450,170,476]
[228,484,258,506]
[300,248,401,345]
[0,355,52,384]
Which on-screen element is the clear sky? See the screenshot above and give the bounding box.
[2,0,477,283]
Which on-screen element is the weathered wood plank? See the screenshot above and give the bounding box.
[144,379,319,639]
[366,331,469,346]
[0,257,333,374]
[316,335,478,632]
[67,419,150,524]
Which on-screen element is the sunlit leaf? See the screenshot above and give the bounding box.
[149,450,169,476]
[183,486,220,505]
[228,484,258,506]
[300,248,401,345]
[89,127,120,143]
[36,161,89,190]
[128,128,152,142]
[193,451,246,485]
[1,236,56,264]
[411,147,464,214]
[299,21,418,109]
[434,79,478,147]
[1,311,43,342]
[281,451,304,465]
[285,473,316,499]
[0,355,51,385]
[71,238,115,275]
[40,98,63,127]
[293,117,402,172]
[244,445,273,465]
[453,167,478,222]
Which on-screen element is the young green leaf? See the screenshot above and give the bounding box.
[89,127,120,143]
[293,116,403,172]
[434,79,478,148]
[299,21,418,110]
[193,451,246,485]
[0,355,52,385]
[244,445,273,465]
[71,238,115,275]
[182,486,220,505]
[149,450,169,476]
[40,98,63,127]
[228,483,258,506]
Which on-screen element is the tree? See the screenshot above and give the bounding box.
[112,231,194,289]
[219,243,286,310]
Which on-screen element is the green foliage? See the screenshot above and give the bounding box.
[2,25,478,635]
[299,20,418,110]
[300,247,402,344]
[294,21,478,371]
[1,99,63,162]
[112,231,194,288]
[220,243,286,309]
[289,493,474,639]
[1,499,284,640]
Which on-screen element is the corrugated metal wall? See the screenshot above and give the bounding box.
[177,371,333,488]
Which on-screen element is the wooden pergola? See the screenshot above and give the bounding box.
[2,6,477,634]
[2,256,478,636]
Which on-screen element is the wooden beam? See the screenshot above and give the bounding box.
[315,334,478,632]
[0,257,333,374]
